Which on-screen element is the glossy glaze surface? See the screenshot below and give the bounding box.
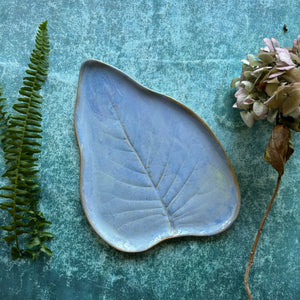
[75,60,240,252]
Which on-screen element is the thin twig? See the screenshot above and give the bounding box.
[244,175,282,300]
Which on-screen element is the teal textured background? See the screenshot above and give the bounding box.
[0,1,299,299]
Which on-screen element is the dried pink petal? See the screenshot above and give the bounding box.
[276,65,295,71]
[234,88,254,109]
[269,71,285,78]
[263,38,274,52]
[275,47,295,66]
[253,101,268,119]
[271,38,279,48]
[240,111,255,127]
[235,88,247,100]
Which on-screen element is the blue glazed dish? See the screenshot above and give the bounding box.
[75,60,240,252]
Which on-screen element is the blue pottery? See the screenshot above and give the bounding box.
[75,60,240,252]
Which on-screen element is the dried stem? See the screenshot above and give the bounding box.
[244,175,282,300]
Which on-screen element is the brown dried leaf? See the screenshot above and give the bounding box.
[265,83,279,97]
[264,124,294,176]
[282,68,300,83]
[265,83,300,114]
[281,87,300,114]
[257,52,275,64]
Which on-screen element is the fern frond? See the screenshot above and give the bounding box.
[0,21,53,259]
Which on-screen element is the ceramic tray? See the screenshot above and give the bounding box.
[75,60,240,252]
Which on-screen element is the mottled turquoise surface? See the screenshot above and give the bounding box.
[0,1,299,299]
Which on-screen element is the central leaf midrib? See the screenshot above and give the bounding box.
[107,94,174,230]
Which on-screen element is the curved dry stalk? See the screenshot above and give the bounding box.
[245,175,282,300]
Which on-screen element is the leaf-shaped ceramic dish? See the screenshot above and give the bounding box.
[75,60,240,252]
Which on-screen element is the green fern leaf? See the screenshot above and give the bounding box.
[40,245,52,256]
[1,225,15,231]
[3,235,16,242]
[0,20,53,259]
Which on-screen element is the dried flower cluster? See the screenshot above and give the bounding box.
[231,36,300,131]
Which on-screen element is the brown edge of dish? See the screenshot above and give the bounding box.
[74,59,241,253]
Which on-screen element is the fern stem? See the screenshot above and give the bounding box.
[11,195,21,254]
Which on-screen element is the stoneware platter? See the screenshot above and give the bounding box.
[74,60,240,252]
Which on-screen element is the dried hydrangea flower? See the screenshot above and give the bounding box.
[231,35,300,131]
[231,36,300,300]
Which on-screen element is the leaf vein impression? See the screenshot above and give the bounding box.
[107,93,175,230]
[167,157,200,211]
[155,138,174,189]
